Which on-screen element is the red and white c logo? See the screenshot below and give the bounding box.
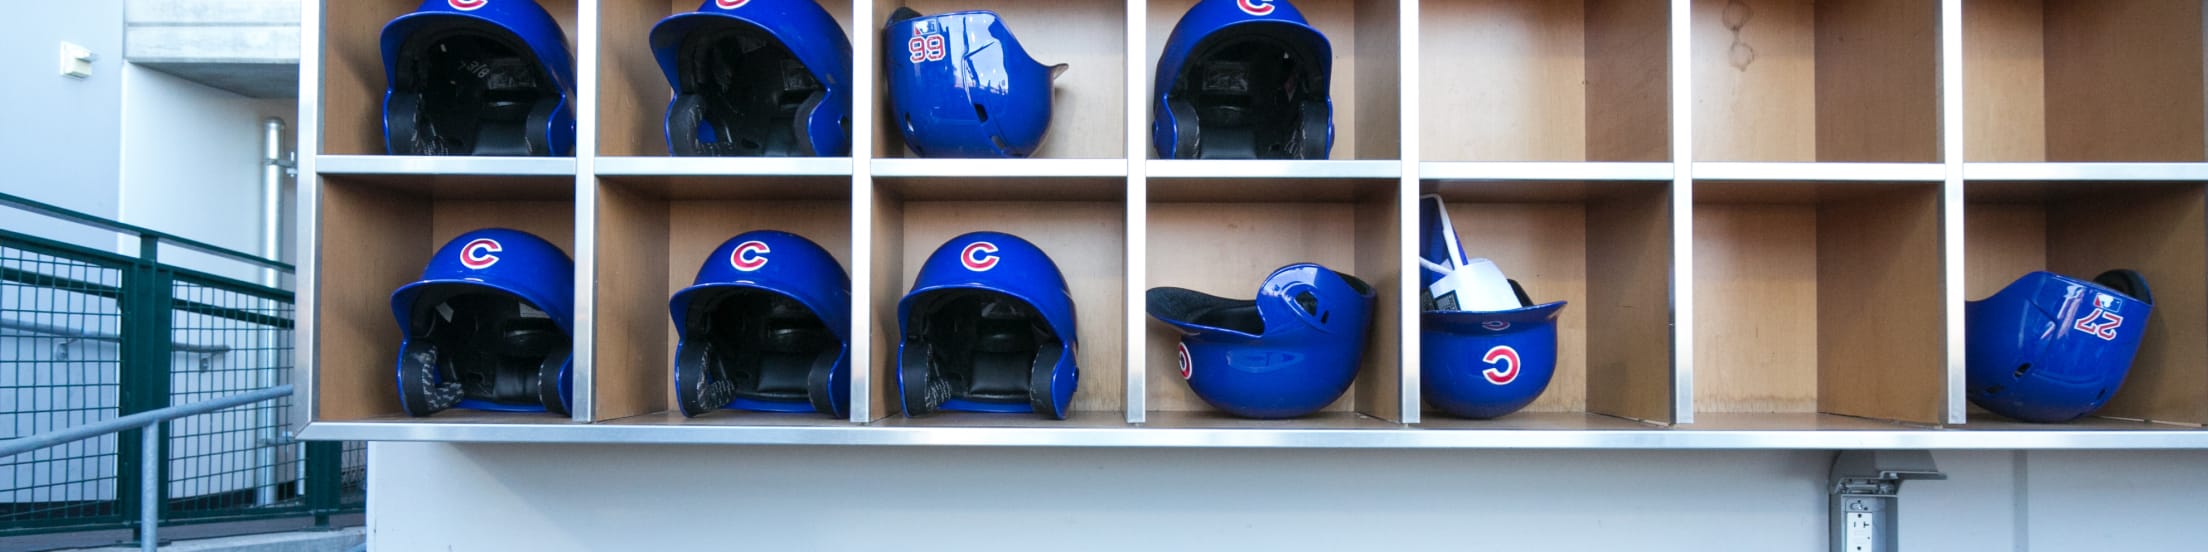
[449,0,488,11]
[1177,342,1193,380]
[1239,0,1275,16]
[961,242,999,271]
[1481,345,1521,385]
[715,0,749,9]
[730,240,770,272]
[459,238,502,270]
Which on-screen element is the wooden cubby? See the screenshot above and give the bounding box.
[311,174,579,423]
[588,175,853,424]
[1690,0,1939,163]
[297,0,2208,446]
[1963,0,2207,162]
[1691,180,1945,425]
[864,177,1128,424]
[1142,178,1403,424]
[869,0,1128,160]
[1145,0,1402,160]
[319,0,582,156]
[1420,0,1670,163]
[1414,180,1675,427]
[1964,180,2208,425]
[595,0,857,158]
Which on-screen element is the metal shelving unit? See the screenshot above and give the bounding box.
[295,0,2208,448]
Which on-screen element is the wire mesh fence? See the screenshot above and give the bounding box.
[0,227,360,537]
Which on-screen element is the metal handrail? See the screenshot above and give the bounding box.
[0,192,294,272]
[0,384,295,551]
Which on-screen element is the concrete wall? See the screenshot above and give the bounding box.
[368,444,2208,551]
[118,63,296,282]
[0,1,126,248]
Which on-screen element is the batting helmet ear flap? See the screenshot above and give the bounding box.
[673,341,734,417]
[898,340,940,416]
[537,342,571,416]
[397,341,463,416]
[1293,99,1329,159]
[805,346,839,417]
[1027,341,1066,418]
[2094,269,2153,305]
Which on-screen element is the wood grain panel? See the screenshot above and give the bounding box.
[1816,187,1944,424]
[1692,0,1814,162]
[1351,190,1401,420]
[315,179,429,420]
[1693,203,1818,412]
[1813,0,1938,162]
[1420,0,1586,162]
[1145,202,1358,412]
[1963,202,2046,299]
[1585,184,1675,422]
[1427,202,1590,413]
[2043,0,2206,161]
[1586,0,1672,162]
[1147,0,1363,159]
[872,0,1120,158]
[1961,0,2047,162]
[2048,185,2208,424]
[430,201,576,254]
[898,201,1127,413]
[591,184,670,419]
[1351,0,1401,159]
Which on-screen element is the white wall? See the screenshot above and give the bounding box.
[368,444,2208,551]
[118,63,297,283]
[0,1,125,248]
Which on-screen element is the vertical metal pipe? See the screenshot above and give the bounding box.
[141,422,158,552]
[258,117,288,506]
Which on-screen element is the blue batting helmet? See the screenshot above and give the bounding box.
[1148,263,1374,419]
[1151,0,1333,159]
[669,231,851,417]
[884,8,1068,158]
[897,232,1078,419]
[391,228,574,416]
[1966,270,2153,423]
[651,0,852,157]
[1418,195,1567,419]
[381,0,576,156]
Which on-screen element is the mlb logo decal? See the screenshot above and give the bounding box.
[1238,0,1275,16]
[730,240,771,272]
[961,241,1000,271]
[449,0,488,11]
[1482,320,1511,331]
[715,0,750,9]
[1481,345,1520,385]
[459,238,503,269]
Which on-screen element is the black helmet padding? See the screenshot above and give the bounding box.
[398,287,570,415]
[386,20,563,156]
[900,290,1064,416]
[673,289,840,416]
[668,22,828,157]
[1165,25,1330,160]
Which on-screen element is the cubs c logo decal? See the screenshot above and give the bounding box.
[2072,293,2125,341]
[459,238,502,270]
[730,240,770,272]
[715,0,749,9]
[961,242,999,271]
[1481,345,1521,385]
[1177,342,1193,380]
[1239,0,1275,16]
[448,0,487,11]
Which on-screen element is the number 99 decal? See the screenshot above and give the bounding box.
[908,29,946,63]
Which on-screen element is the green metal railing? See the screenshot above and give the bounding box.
[0,192,362,540]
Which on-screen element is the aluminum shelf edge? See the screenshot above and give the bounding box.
[872,158,1127,178]
[1961,162,2208,181]
[594,156,854,177]
[1146,159,1402,180]
[1418,162,1673,181]
[295,420,2208,449]
[316,155,578,176]
[1692,162,1946,182]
